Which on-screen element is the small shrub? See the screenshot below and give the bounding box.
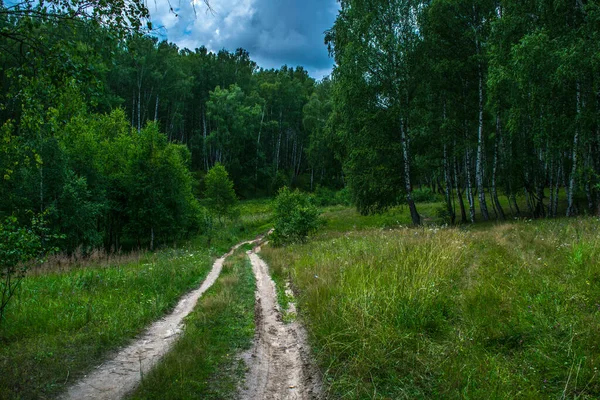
[0,215,58,325]
[204,164,239,223]
[313,185,337,206]
[411,187,441,203]
[435,205,453,224]
[271,187,320,246]
[333,187,353,206]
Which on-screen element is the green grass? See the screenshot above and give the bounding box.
[127,251,256,399]
[319,186,571,233]
[268,256,295,321]
[261,217,600,399]
[0,199,272,400]
[237,198,274,235]
[191,198,273,254]
[0,248,214,400]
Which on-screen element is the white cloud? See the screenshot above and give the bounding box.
[149,0,337,78]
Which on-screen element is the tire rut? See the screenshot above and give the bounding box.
[240,247,322,400]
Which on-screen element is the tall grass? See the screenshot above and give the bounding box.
[261,218,600,399]
[0,248,214,399]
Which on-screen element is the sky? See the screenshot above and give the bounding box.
[149,0,339,79]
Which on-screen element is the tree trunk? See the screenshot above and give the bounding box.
[465,149,476,223]
[585,144,594,213]
[475,46,490,221]
[567,82,581,217]
[275,110,282,175]
[131,89,136,127]
[553,164,560,218]
[535,181,546,218]
[549,159,556,217]
[137,72,142,134]
[154,94,159,122]
[454,156,468,223]
[443,144,455,224]
[150,226,154,251]
[202,107,209,171]
[255,104,265,184]
[492,114,506,220]
[596,90,600,215]
[401,119,420,226]
[511,192,521,217]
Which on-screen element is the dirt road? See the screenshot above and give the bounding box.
[240,247,322,400]
[63,240,256,400]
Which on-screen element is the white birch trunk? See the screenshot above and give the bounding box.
[465,149,476,223]
[475,39,490,221]
[567,82,581,216]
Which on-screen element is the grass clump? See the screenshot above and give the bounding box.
[128,251,256,399]
[0,248,213,400]
[261,218,600,399]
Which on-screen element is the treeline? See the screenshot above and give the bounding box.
[0,2,340,253]
[4,0,598,257]
[105,37,340,196]
[327,0,600,223]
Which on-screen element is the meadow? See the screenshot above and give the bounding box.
[0,247,213,399]
[3,191,599,399]
[262,211,600,399]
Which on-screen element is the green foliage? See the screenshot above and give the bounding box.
[204,164,239,223]
[206,85,263,196]
[313,185,353,207]
[0,215,58,324]
[411,187,442,203]
[271,187,320,246]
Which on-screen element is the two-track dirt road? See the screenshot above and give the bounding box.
[63,239,321,400]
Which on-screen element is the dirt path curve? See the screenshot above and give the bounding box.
[240,247,322,400]
[63,239,259,400]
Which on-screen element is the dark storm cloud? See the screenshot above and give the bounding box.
[150,0,338,79]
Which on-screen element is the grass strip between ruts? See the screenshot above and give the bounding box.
[127,250,256,399]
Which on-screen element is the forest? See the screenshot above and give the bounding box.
[1,0,599,253]
[2,0,599,257]
[0,0,340,254]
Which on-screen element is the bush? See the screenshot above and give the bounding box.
[313,186,353,207]
[334,187,353,206]
[204,164,239,223]
[435,205,453,225]
[313,185,337,206]
[0,215,57,325]
[271,187,320,246]
[411,187,442,203]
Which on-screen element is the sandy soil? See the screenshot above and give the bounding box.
[240,247,322,400]
[62,240,257,400]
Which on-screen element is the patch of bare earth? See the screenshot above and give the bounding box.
[62,240,257,400]
[240,247,322,400]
